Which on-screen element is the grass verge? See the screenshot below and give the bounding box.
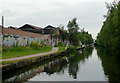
[2,46,66,65]
[2,46,52,59]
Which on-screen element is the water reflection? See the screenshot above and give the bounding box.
[68,48,93,79]
[97,47,120,83]
[2,47,98,82]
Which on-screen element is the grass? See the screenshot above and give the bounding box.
[58,46,66,52]
[2,46,66,65]
[2,46,52,59]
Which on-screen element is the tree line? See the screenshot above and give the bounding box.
[60,18,93,46]
[96,1,120,55]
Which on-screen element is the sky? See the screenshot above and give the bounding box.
[0,0,114,39]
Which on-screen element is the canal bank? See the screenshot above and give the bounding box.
[2,46,89,82]
[3,47,115,82]
[2,46,86,73]
[2,47,69,72]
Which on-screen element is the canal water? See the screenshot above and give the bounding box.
[2,47,120,82]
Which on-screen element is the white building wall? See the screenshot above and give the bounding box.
[3,35,43,47]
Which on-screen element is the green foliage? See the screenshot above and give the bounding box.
[58,46,66,52]
[60,25,68,41]
[13,41,16,47]
[12,41,20,47]
[67,18,79,33]
[16,40,19,47]
[96,1,120,54]
[30,41,44,50]
[55,41,65,47]
[97,47,120,82]
[53,29,58,39]
[41,40,45,45]
[30,41,34,47]
[58,41,63,46]
[67,18,80,45]
[78,29,93,45]
[27,40,30,46]
[69,45,76,54]
[67,18,93,45]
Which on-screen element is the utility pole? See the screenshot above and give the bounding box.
[2,16,4,35]
[1,16,4,44]
[42,28,44,40]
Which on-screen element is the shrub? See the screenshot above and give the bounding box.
[69,45,76,54]
[58,41,63,46]
[16,40,19,47]
[54,44,58,47]
[41,40,45,45]
[13,41,16,47]
[27,40,30,46]
[30,41,45,50]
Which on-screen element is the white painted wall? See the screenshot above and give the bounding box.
[3,35,44,47]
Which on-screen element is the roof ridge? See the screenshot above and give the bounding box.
[26,24,42,29]
[3,28,43,38]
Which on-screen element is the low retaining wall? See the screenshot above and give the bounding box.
[76,47,85,50]
[2,49,69,73]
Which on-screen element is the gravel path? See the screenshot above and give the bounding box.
[0,47,58,61]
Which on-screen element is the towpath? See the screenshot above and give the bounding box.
[0,47,58,61]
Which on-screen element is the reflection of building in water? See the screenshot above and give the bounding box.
[4,58,68,82]
[4,66,44,82]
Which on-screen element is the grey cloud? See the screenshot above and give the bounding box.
[3,1,108,39]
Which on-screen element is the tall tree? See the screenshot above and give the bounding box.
[67,18,79,45]
[96,1,120,55]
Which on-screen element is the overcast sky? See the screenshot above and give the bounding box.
[1,0,114,39]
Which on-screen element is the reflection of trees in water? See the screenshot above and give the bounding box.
[44,59,68,75]
[68,47,93,79]
[41,47,93,79]
[97,47,120,83]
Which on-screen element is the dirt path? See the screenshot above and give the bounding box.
[0,47,58,61]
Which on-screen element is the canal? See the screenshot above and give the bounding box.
[2,47,120,82]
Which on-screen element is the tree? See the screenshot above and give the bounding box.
[67,18,79,33]
[96,1,120,55]
[59,25,68,42]
[78,28,93,45]
[67,18,80,45]
[67,18,93,45]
